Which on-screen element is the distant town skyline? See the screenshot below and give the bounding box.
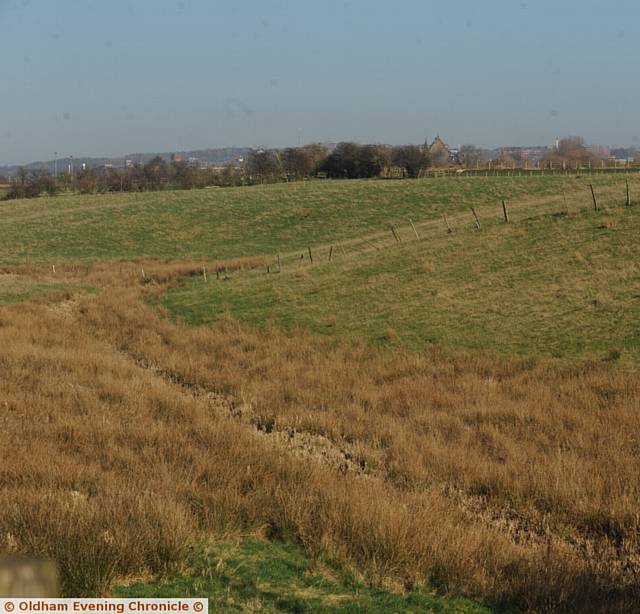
[2,0,639,165]
[1,136,637,173]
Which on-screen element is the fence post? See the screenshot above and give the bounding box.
[471,207,481,229]
[409,218,420,239]
[443,214,452,233]
[328,246,333,262]
[307,247,313,263]
[626,179,631,206]
[277,254,282,272]
[501,200,509,223]
[390,225,401,243]
[202,265,207,282]
[589,184,598,211]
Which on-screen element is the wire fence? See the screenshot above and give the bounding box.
[247,179,635,277]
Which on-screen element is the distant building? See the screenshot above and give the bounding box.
[171,153,183,162]
[426,135,457,166]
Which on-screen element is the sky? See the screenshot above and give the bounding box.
[0,0,639,165]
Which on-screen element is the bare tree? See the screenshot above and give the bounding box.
[457,144,483,167]
[246,149,283,183]
[283,148,314,179]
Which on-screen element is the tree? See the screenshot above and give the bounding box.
[246,149,283,183]
[357,144,391,178]
[302,143,328,171]
[171,161,196,189]
[2,169,58,200]
[492,150,517,168]
[321,143,390,179]
[283,147,314,179]
[16,167,29,186]
[100,167,126,192]
[391,145,428,178]
[457,144,483,167]
[76,166,97,193]
[144,156,169,190]
[542,136,596,168]
[557,136,589,161]
[322,142,360,178]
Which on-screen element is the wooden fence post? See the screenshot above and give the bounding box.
[443,214,452,233]
[409,218,420,239]
[589,184,598,211]
[390,225,401,243]
[502,200,509,223]
[471,207,481,229]
[202,265,207,282]
[328,246,333,262]
[307,247,313,263]
[277,254,282,272]
[626,180,631,206]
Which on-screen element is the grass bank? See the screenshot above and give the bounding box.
[0,175,635,264]
[162,198,640,368]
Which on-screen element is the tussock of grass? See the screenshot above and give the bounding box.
[0,275,634,610]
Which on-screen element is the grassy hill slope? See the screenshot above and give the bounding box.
[0,174,635,264]
[162,197,640,368]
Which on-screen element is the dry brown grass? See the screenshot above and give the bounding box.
[0,264,638,611]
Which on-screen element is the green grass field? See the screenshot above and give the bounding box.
[0,174,634,264]
[5,175,640,611]
[161,197,640,368]
[115,539,491,613]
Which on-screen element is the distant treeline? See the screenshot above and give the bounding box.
[3,136,633,200]
[2,158,244,200]
[1,142,431,199]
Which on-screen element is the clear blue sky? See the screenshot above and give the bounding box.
[1,0,638,164]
